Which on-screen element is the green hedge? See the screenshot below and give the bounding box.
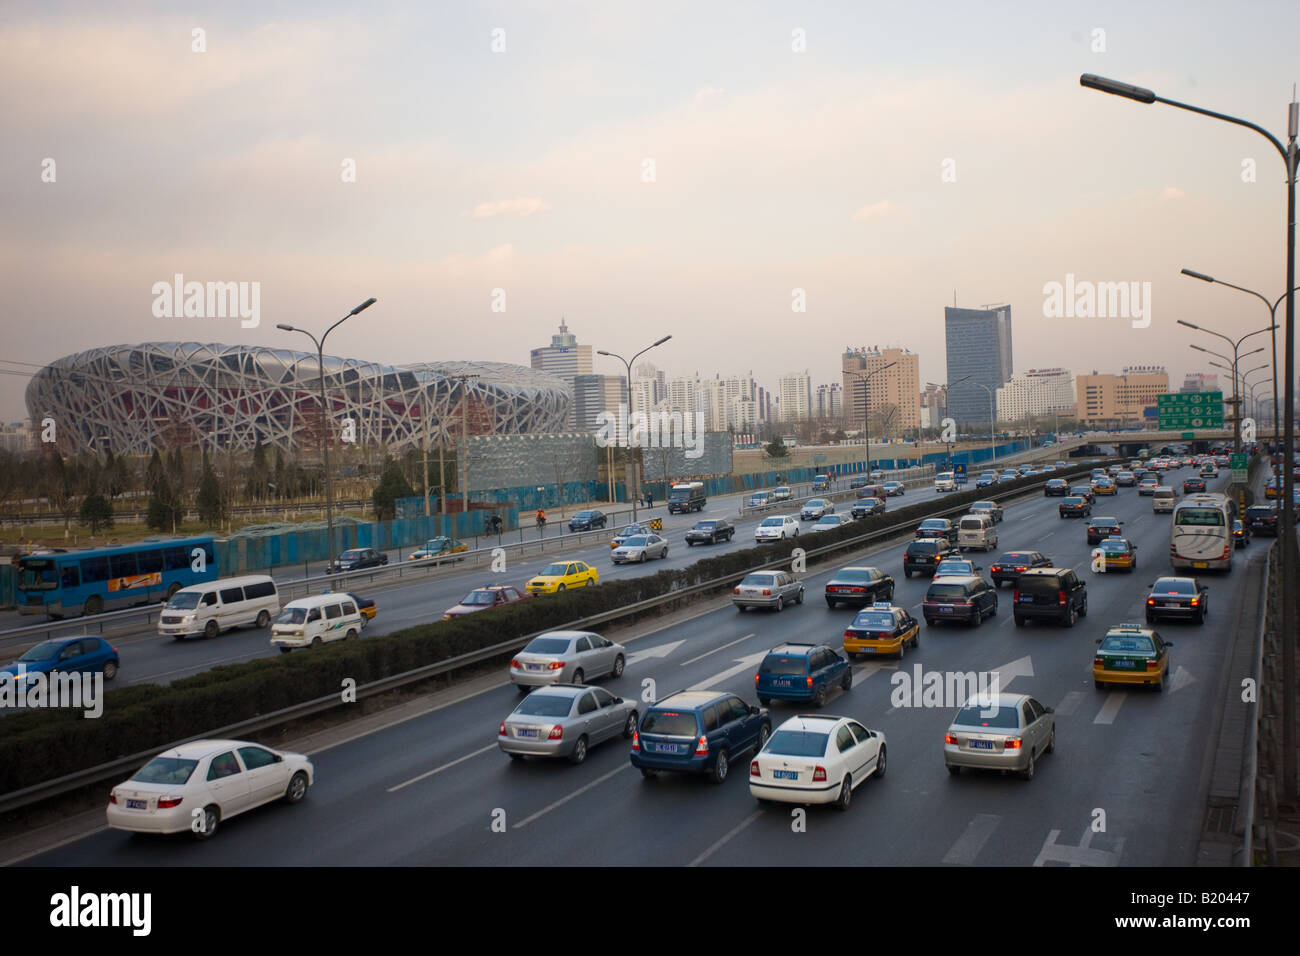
[0,458,1115,796]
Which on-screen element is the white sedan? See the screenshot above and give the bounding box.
[106,739,313,839]
[749,714,885,811]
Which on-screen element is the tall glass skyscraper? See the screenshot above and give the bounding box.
[943,306,1014,426]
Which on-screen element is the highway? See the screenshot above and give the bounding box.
[22,464,1266,866]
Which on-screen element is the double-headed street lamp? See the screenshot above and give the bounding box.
[846,361,897,472]
[276,296,378,567]
[1083,72,1298,799]
[971,382,997,464]
[597,335,671,522]
[1178,318,1278,452]
[1193,343,1265,449]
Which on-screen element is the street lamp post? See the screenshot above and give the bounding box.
[597,335,671,522]
[1193,344,1265,450]
[972,382,996,467]
[1083,71,1297,799]
[847,362,897,473]
[276,296,377,569]
[927,375,970,468]
[1179,319,1277,452]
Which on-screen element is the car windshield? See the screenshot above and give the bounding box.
[815,517,840,525]
[973,501,995,509]
[853,611,896,630]
[621,536,649,547]
[761,655,807,675]
[422,539,448,550]
[1090,518,1118,527]
[909,541,940,554]
[1099,541,1128,553]
[1100,635,1156,654]
[997,553,1032,564]
[18,640,63,662]
[764,730,829,757]
[541,563,568,576]
[462,590,496,606]
[953,704,1019,728]
[1175,509,1225,526]
[927,584,969,600]
[513,694,573,717]
[694,522,717,530]
[919,520,946,530]
[740,573,778,587]
[640,710,698,736]
[806,499,825,507]
[340,551,363,561]
[166,592,202,610]
[276,607,307,624]
[936,561,972,573]
[760,517,784,527]
[131,757,199,786]
[523,637,571,654]
[618,526,645,536]
[1246,507,1273,517]
[1153,579,1195,594]
[575,512,596,519]
[832,569,873,583]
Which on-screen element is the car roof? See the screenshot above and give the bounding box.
[532,630,597,640]
[652,690,732,709]
[151,739,270,761]
[777,714,847,732]
[931,575,980,585]
[953,693,1030,711]
[284,593,356,608]
[766,642,820,656]
[1020,567,1068,577]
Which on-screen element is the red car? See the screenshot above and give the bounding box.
[442,585,531,620]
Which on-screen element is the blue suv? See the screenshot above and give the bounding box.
[755,642,852,707]
[631,690,771,784]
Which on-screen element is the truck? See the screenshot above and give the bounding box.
[667,481,707,514]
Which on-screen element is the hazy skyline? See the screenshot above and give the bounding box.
[3,1,1298,421]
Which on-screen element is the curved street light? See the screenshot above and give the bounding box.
[845,361,897,472]
[596,335,672,521]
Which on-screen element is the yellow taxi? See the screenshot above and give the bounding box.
[1094,536,1138,572]
[525,560,599,594]
[1265,479,1280,499]
[841,603,920,659]
[409,536,468,561]
[1093,624,1172,690]
[1091,477,1118,496]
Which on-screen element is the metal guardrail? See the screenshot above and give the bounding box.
[0,463,1117,815]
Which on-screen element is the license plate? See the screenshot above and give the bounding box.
[773,770,799,780]
[526,664,543,671]
[1111,660,1135,669]
[1018,595,1034,603]
[940,606,953,613]
[1162,602,1179,608]
[968,740,994,750]
[127,799,147,810]
[775,679,792,687]
[1193,562,1208,569]
[515,728,539,738]
[863,646,876,654]
[651,742,679,754]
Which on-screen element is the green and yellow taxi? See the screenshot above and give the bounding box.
[1091,476,1118,496]
[1093,624,1172,690]
[409,536,468,562]
[841,603,920,659]
[525,560,599,594]
[1094,536,1138,572]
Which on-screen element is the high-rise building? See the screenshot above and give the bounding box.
[633,361,667,412]
[944,306,1014,425]
[841,347,921,434]
[1181,372,1220,393]
[777,371,813,423]
[919,384,945,431]
[815,383,843,420]
[530,320,594,427]
[996,368,1075,423]
[1075,367,1169,426]
[572,374,627,432]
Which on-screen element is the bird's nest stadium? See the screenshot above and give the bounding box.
[25,343,572,455]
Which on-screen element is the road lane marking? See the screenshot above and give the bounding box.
[852,662,893,688]
[681,634,755,666]
[1167,665,1194,694]
[943,813,1001,865]
[627,640,685,665]
[512,763,630,829]
[1055,690,1084,717]
[387,744,497,792]
[1093,691,1126,725]
[689,809,764,867]
[1033,826,1124,866]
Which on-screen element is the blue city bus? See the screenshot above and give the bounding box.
[15,537,218,618]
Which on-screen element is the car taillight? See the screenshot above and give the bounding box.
[806,676,814,687]
[1015,566,1027,573]
[1146,599,1155,606]
[1058,591,1067,606]
[992,565,1002,572]
[812,766,827,781]
[1221,545,1231,559]
[108,791,117,804]
[944,733,958,745]
[1146,660,1161,670]
[547,661,564,670]
[750,761,760,778]
[631,731,640,752]
[1094,658,1104,666]
[499,721,507,736]
[733,587,740,594]
[548,725,563,740]
[157,796,183,808]
[510,659,519,669]
[1190,597,1199,606]
[1004,738,1021,750]
[695,735,709,755]
[1012,589,1020,603]
[844,630,856,640]
[762,589,771,596]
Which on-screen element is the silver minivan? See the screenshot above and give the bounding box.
[957,514,998,552]
[159,575,280,640]
[1152,486,1178,514]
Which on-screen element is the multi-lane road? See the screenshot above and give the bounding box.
[22,464,1268,866]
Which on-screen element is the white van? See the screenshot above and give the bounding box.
[935,472,956,492]
[158,575,280,640]
[1152,487,1178,514]
[957,513,998,551]
[270,593,365,652]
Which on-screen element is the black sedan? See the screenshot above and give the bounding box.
[685,518,734,545]
[988,551,1051,588]
[328,548,389,574]
[824,566,895,608]
[1182,478,1207,494]
[1145,577,1208,625]
[1086,517,1124,545]
[1044,479,1069,496]
[851,497,886,519]
[1059,496,1091,518]
[1069,485,1096,504]
[568,510,607,531]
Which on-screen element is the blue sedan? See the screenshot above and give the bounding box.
[1,636,120,682]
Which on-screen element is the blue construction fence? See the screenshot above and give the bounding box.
[0,564,13,608]
[464,481,627,512]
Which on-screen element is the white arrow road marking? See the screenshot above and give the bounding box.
[1094,691,1127,725]
[689,651,770,690]
[627,640,685,665]
[1167,665,1194,694]
[681,634,754,667]
[989,655,1034,692]
[1033,826,1124,866]
[943,814,1002,865]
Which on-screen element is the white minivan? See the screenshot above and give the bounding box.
[270,593,365,652]
[158,575,280,640]
[1152,486,1178,514]
[935,472,956,492]
[957,513,999,551]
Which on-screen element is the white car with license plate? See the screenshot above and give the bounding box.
[509,630,626,689]
[106,739,312,839]
[755,514,800,542]
[749,714,885,811]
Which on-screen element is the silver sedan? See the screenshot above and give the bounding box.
[733,571,805,611]
[509,630,627,688]
[944,693,1055,780]
[499,685,638,765]
[611,533,669,563]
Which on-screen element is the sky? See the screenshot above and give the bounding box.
[2,0,1298,420]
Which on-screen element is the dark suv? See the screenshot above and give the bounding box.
[1013,568,1088,627]
[923,576,998,627]
[904,539,959,577]
[630,691,771,784]
[1244,504,1280,536]
[755,643,852,707]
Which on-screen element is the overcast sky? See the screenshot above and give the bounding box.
[2,0,1298,420]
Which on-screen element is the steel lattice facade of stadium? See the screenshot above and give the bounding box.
[25,343,572,455]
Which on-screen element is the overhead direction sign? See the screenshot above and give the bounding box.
[1157,392,1223,430]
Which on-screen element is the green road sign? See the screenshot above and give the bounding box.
[1158,391,1223,408]
[1230,453,1248,470]
[1182,432,1195,439]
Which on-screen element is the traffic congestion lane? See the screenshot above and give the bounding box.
[22,468,1251,866]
